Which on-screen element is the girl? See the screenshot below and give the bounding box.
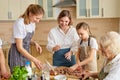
[70,22,98,72]
[8,4,44,72]
[46,10,79,67]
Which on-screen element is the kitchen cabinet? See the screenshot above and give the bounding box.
[21,0,35,14]
[0,0,8,20]
[76,0,102,18]
[102,0,119,18]
[36,0,61,20]
[0,0,35,20]
[0,0,20,20]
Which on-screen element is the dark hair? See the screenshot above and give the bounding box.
[57,10,73,26]
[21,4,44,24]
[76,22,92,36]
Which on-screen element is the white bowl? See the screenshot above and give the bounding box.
[54,74,67,80]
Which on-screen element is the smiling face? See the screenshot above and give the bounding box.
[29,13,43,23]
[77,28,89,41]
[58,16,70,29]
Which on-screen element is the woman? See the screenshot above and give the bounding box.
[0,39,10,79]
[8,4,44,72]
[82,31,120,80]
[70,22,98,72]
[46,10,79,67]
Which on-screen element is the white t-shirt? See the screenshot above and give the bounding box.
[46,26,79,53]
[103,54,120,80]
[0,39,2,48]
[11,18,35,43]
[78,37,98,50]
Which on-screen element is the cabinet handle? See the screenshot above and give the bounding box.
[88,9,90,17]
[101,8,104,17]
[86,9,87,17]
[8,11,12,19]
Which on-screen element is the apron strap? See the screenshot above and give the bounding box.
[80,36,91,46]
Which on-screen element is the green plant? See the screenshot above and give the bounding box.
[10,66,28,80]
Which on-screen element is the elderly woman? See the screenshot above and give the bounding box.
[82,31,120,80]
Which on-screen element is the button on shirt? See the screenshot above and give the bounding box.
[46,26,79,53]
[103,54,120,80]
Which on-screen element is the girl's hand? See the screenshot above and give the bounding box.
[64,51,72,61]
[34,42,42,54]
[52,45,61,52]
[33,59,43,70]
[70,64,79,71]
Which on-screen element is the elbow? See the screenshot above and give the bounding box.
[16,45,24,53]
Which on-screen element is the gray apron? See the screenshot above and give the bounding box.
[8,32,34,72]
[53,48,76,67]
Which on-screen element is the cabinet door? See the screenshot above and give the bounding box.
[77,0,101,18]
[90,0,101,18]
[21,0,35,14]
[77,0,87,18]
[37,0,60,20]
[8,0,20,20]
[0,0,8,20]
[102,0,119,18]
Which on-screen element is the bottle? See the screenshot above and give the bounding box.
[25,61,33,80]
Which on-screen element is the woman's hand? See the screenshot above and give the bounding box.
[34,42,42,54]
[81,71,90,80]
[64,51,73,61]
[33,59,43,70]
[52,45,61,52]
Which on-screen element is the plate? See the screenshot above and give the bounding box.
[54,74,67,80]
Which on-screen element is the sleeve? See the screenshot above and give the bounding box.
[70,29,79,54]
[13,20,26,39]
[90,38,98,50]
[46,30,56,53]
[103,65,120,80]
[0,39,2,48]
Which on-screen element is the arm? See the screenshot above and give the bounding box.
[82,71,98,79]
[15,38,43,69]
[46,31,60,53]
[30,40,42,54]
[0,49,10,78]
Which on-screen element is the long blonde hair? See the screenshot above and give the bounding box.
[20,4,44,25]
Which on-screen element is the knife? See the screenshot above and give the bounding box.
[45,60,55,71]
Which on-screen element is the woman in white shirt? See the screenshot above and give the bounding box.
[82,31,120,80]
[8,4,44,72]
[46,10,79,67]
[0,39,10,79]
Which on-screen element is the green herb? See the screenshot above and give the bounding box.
[10,66,28,80]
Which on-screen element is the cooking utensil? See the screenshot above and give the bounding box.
[45,60,55,71]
